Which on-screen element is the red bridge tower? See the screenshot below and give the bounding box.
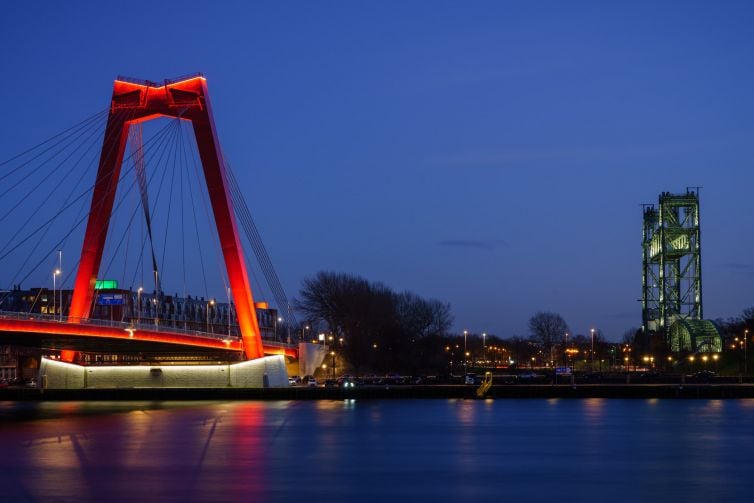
[68,75,264,360]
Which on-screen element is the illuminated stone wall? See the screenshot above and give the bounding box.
[39,356,288,389]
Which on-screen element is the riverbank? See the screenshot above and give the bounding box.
[3,383,754,401]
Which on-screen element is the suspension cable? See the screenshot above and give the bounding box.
[0,109,109,176]
[226,163,299,330]
[0,112,178,308]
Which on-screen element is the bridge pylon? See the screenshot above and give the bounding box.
[68,74,264,360]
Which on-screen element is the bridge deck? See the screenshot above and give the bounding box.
[0,311,297,358]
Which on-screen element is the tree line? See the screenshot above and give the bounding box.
[297,269,754,376]
[298,271,453,374]
[297,272,619,375]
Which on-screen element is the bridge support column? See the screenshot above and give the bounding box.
[67,75,264,359]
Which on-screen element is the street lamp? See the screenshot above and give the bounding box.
[744,328,749,375]
[564,332,569,367]
[482,332,487,365]
[463,330,468,375]
[590,328,596,371]
[57,249,63,320]
[52,269,60,319]
[274,316,282,341]
[302,324,310,341]
[227,287,232,337]
[643,355,655,369]
[206,299,215,332]
[136,287,143,325]
[330,350,336,379]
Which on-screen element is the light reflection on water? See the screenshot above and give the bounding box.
[1,399,753,502]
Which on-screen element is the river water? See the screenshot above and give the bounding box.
[1,398,753,502]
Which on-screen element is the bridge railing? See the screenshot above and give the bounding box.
[0,309,240,342]
[0,309,295,349]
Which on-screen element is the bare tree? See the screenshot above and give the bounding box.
[395,292,453,339]
[622,328,638,345]
[298,271,453,373]
[528,312,569,362]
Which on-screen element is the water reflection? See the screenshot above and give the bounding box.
[582,397,606,425]
[1,399,754,501]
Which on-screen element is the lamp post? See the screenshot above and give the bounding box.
[482,332,487,365]
[227,287,232,337]
[590,328,595,371]
[136,287,143,325]
[52,269,60,319]
[303,324,310,342]
[330,350,336,379]
[463,330,468,375]
[274,316,282,341]
[57,250,63,320]
[745,329,749,376]
[206,299,215,333]
[564,332,569,367]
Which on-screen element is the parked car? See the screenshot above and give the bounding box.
[288,377,298,386]
[307,376,318,387]
[324,379,338,388]
[0,379,8,389]
[336,374,354,386]
[464,373,479,385]
[362,375,380,385]
[689,370,716,383]
[25,378,37,388]
[340,377,357,388]
[383,374,405,385]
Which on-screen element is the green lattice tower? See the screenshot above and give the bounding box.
[642,189,702,345]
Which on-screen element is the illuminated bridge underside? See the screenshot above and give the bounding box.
[0,318,297,359]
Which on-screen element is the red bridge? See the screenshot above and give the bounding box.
[0,75,299,362]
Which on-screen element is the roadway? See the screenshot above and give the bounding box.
[0,310,297,358]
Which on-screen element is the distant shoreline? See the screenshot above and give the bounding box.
[3,384,754,401]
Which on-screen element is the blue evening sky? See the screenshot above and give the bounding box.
[1,1,753,341]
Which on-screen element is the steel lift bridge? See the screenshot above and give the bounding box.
[641,189,722,355]
[0,75,299,368]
